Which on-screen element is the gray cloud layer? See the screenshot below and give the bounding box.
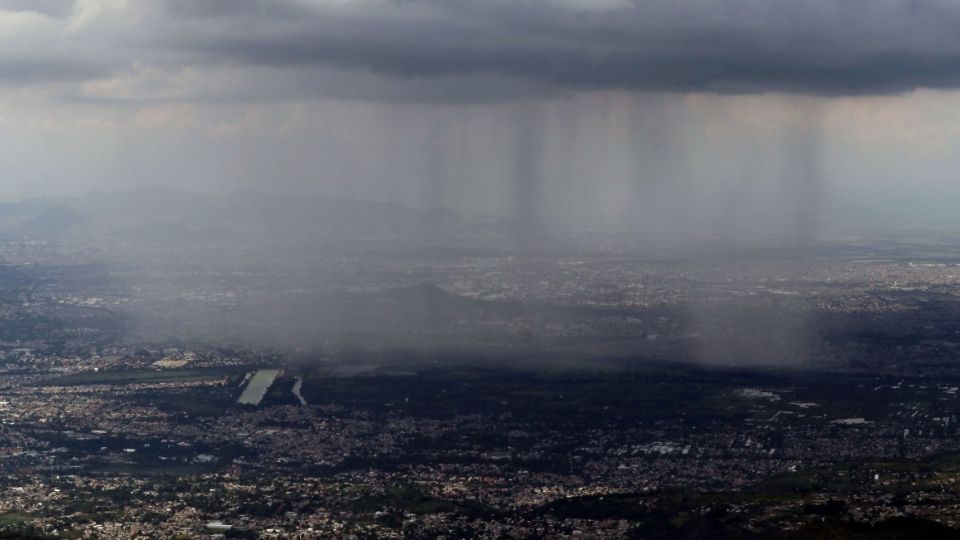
[0,0,73,18]
[5,0,960,100]
[159,0,960,97]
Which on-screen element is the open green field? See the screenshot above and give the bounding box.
[0,513,32,527]
[40,368,235,387]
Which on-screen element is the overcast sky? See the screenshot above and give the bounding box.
[2,0,960,227]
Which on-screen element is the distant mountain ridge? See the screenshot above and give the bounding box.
[3,187,462,242]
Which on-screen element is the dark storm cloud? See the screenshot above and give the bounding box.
[7,0,960,99]
[155,0,960,96]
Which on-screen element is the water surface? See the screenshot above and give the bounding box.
[237,369,280,406]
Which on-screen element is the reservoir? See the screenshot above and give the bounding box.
[237,369,280,406]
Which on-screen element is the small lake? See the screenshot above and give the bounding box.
[237,369,280,406]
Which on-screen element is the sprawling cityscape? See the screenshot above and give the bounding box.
[7,0,960,538]
[0,208,955,538]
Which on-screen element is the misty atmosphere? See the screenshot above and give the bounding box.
[3,1,960,538]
